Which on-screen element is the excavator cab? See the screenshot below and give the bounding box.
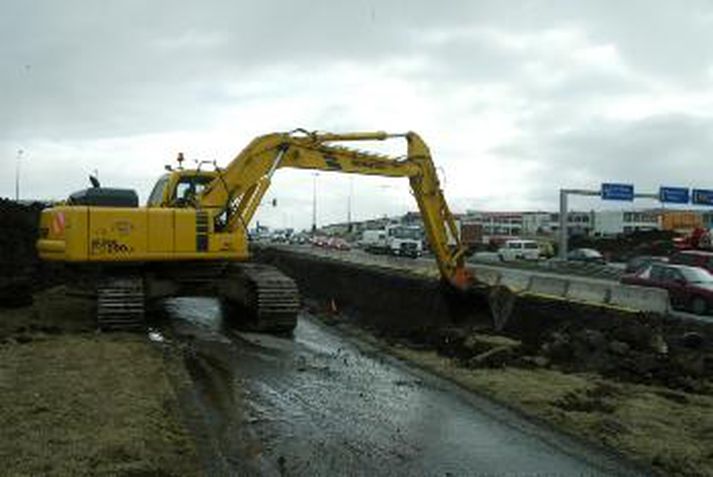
[146,170,217,208]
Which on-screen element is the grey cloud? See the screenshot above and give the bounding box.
[492,114,713,210]
[3,0,713,227]
[4,0,712,142]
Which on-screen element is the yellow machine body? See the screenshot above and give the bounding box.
[37,205,248,262]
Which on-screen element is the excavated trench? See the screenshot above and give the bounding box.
[255,246,713,394]
[162,298,647,476]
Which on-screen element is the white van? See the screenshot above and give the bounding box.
[497,239,541,261]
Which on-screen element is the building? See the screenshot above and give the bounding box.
[547,211,594,236]
[460,210,595,241]
[593,210,660,236]
[462,211,523,238]
[521,212,552,236]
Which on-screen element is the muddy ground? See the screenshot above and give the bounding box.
[0,288,200,477]
[164,298,649,476]
[259,247,713,477]
[327,316,713,477]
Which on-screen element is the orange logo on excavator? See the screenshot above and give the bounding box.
[51,212,65,236]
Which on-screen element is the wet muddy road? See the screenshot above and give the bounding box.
[167,298,643,477]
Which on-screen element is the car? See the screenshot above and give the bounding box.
[567,248,605,264]
[497,239,541,261]
[327,237,351,251]
[311,236,329,248]
[669,250,713,274]
[621,263,713,315]
[624,255,668,274]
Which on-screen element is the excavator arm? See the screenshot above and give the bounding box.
[199,130,471,288]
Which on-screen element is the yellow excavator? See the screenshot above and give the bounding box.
[36,130,471,332]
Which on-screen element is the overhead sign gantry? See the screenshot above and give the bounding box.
[558,182,713,259]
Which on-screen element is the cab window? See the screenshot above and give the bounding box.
[171,176,213,206]
[147,175,169,207]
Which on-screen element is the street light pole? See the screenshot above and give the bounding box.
[347,176,353,232]
[15,149,24,202]
[312,172,318,234]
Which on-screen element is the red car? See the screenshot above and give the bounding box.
[311,236,329,248]
[669,250,713,275]
[621,263,713,315]
[327,237,351,251]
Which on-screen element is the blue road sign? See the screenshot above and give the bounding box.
[659,186,690,204]
[601,183,634,201]
[692,189,713,206]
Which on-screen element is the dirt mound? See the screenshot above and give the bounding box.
[399,298,713,394]
[0,199,44,276]
[0,199,63,305]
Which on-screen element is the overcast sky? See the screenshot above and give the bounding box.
[2,1,713,230]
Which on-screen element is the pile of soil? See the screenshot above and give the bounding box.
[0,199,44,276]
[0,199,60,306]
[376,298,712,394]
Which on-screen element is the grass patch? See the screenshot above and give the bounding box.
[0,293,200,477]
[0,286,94,338]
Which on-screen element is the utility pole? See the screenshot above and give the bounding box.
[15,149,24,202]
[347,176,353,232]
[312,172,318,234]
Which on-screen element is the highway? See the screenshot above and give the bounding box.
[266,243,712,323]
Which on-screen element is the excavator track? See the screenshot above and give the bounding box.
[221,263,300,334]
[96,276,146,331]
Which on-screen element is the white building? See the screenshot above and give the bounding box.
[463,211,523,237]
[522,212,552,236]
[593,210,660,236]
[547,211,594,236]
[462,210,593,238]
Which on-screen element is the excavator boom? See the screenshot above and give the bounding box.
[198,130,470,288]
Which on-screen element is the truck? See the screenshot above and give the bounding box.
[361,225,423,258]
[37,130,471,333]
[460,222,483,251]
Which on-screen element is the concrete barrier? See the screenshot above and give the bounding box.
[608,284,670,314]
[499,273,531,292]
[473,268,501,286]
[565,282,611,304]
[527,275,569,297]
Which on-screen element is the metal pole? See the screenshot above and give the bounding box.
[312,173,318,233]
[347,176,353,232]
[559,189,568,259]
[15,149,23,202]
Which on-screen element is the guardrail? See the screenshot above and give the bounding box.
[264,244,669,316]
[469,257,624,282]
[475,267,670,315]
